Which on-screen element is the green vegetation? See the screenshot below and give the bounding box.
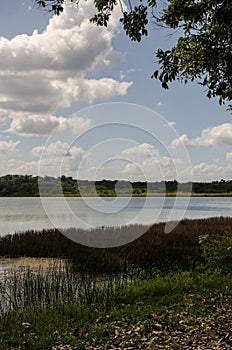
[1,174,232,196]
[0,269,231,349]
[0,217,231,349]
[0,175,39,196]
[1,217,232,272]
[37,0,232,109]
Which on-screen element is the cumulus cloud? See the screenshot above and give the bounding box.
[172,123,232,148]
[0,140,20,156]
[7,115,91,136]
[0,0,132,117]
[165,121,176,128]
[32,141,68,158]
[226,152,232,162]
[119,68,136,80]
[183,151,232,181]
[0,158,61,177]
[120,143,177,181]
[0,116,9,125]
[31,140,86,177]
[171,134,191,148]
[5,136,232,182]
[68,143,178,181]
[32,140,85,158]
[31,142,181,181]
[121,143,161,161]
[191,162,227,182]
[121,143,173,167]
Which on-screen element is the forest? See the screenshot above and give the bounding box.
[0,174,232,196]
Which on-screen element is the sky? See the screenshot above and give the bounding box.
[0,0,232,182]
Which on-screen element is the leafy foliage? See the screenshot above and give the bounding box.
[36,0,65,15]
[153,0,232,109]
[199,232,232,273]
[36,0,232,109]
[2,174,232,196]
[120,5,148,42]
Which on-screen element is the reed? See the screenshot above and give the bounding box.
[1,217,232,273]
[0,218,231,349]
[0,267,231,350]
[0,261,132,317]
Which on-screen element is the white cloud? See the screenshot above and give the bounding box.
[0,1,132,117]
[120,143,177,181]
[172,123,232,148]
[171,134,191,148]
[31,140,86,177]
[188,152,232,181]
[0,158,60,177]
[23,1,33,12]
[5,137,232,182]
[165,121,176,128]
[69,142,177,181]
[32,141,69,158]
[7,115,91,136]
[32,140,85,159]
[191,162,227,182]
[0,156,89,178]
[64,145,87,172]
[119,68,136,80]
[157,101,167,108]
[0,140,20,156]
[121,143,161,161]
[44,142,181,181]
[0,115,9,126]
[226,152,232,162]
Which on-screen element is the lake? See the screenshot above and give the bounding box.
[0,196,232,236]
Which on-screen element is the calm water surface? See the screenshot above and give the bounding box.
[0,196,232,236]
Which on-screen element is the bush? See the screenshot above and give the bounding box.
[199,232,232,273]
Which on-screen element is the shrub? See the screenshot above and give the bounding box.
[199,232,232,273]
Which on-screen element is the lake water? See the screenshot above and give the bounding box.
[0,196,232,236]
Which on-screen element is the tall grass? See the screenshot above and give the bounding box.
[0,216,231,317]
[1,217,232,272]
[1,268,231,350]
[0,262,131,318]
[0,218,231,349]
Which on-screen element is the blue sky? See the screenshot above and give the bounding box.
[0,0,232,182]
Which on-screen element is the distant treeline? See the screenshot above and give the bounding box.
[1,174,232,196]
[0,217,232,273]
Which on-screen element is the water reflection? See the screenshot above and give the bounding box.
[0,196,231,236]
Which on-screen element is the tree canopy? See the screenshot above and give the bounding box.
[2,174,232,196]
[36,0,232,110]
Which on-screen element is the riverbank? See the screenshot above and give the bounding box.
[1,174,232,197]
[0,269,231,349]
[2,192,232,197]
[0,257,65,276]
[0,218,231,349]
[39,192,232,197]
[1,217,232,273]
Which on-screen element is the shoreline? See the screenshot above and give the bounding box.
[0,257,64,272]
[1,192,232,197]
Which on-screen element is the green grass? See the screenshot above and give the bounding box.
[0,218,231,349]
[0,268,231,349]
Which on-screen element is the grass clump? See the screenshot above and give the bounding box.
[1,216,232,273]
[0,217,231,349]
[0,270,231,349]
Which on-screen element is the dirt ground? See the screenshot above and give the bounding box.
[0,257,65,274]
